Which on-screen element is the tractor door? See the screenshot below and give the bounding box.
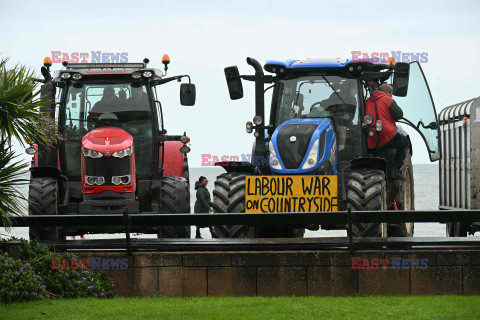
[394,61,440,161]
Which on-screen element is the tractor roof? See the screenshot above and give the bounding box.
[264,58,390,74]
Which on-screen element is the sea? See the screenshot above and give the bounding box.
[1,164,472,239]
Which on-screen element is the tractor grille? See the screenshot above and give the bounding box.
[84,156,131,186]
[276,124,318,169]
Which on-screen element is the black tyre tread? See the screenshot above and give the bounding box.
[28,178,59,241]
[347,169,385,237]
[211,172,251,238]
[211,172,304,239]
[158,175,191,238]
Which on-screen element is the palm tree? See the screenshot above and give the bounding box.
[0,58,58,229]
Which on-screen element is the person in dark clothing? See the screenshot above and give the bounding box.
[88,87,120,121]
[194,176,212,239]
[365,83,408,180]
[126,86,150,110]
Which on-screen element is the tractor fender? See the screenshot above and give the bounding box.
[406,135,413,156]
[159,141,185,177]
[350,157,387,173]
[397,125,413,156]
[30,166,64,181]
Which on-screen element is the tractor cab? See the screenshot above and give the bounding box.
[28,56,196,240]
[231,57,440,173]
[212,57,440,239]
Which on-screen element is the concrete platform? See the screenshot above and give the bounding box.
[72,248,480,296]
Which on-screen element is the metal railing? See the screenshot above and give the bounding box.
[3,209,480,253]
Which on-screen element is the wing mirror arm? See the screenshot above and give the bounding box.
[240,75,275,83]
[151,75,191,86]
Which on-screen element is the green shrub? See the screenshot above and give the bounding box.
[0,255,48,303]
[0,237,115,303]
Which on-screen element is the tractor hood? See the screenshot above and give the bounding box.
[82,127,133,157]
[269,118,337,174]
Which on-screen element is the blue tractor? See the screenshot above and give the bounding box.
[212,57,440,238]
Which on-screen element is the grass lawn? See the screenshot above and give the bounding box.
[0,296,479,320]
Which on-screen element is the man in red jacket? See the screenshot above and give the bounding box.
[365,83,407,179]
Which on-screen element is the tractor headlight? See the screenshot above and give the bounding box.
[132,72,142,79]
[72,73,83,80]
[85,175,105,186]
[180,145,191,154]
[269,142,282,170]
[142,71,153,78]
[83,148,103,158]
[113,146,132,158]
[364,114,374,125]
[253,115,263,126]
[26,146,37,155]
[61,72,71,80]
[112,175,131,185]
[301,139,319,170]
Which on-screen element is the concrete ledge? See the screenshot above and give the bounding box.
[72,249,480,296]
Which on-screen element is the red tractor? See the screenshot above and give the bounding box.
[27,56,195,240]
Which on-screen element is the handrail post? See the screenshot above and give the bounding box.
[347,205,354,253]
[123,209,132,255]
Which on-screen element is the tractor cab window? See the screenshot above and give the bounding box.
[275,76,363,165]
[62,81,153,178]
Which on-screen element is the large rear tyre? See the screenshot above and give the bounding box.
[211,172,304,238]
[157,176,191,238]
[28,178,61,241]
[211,172,252,238]
[347,169,387,237]
[388,151,414,237]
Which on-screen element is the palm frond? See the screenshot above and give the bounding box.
[0,139,29,229]
[0,57,62,230]
[0,58,60,148]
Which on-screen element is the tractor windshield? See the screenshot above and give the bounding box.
[62,80,154,178]
[275,76,363,163]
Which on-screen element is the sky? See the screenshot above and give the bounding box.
[1,0,480,166]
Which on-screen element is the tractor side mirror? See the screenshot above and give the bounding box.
[392,62,410,97]
[52,80,65,89]
[180,83,196,106]
[225,66,243,100]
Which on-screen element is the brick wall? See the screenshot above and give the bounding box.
[74,249,480,296]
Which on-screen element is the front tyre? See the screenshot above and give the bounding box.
[157,176,191,238]
[211,172,252,238]
[347,169,387,237]
[28,178,61,241]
